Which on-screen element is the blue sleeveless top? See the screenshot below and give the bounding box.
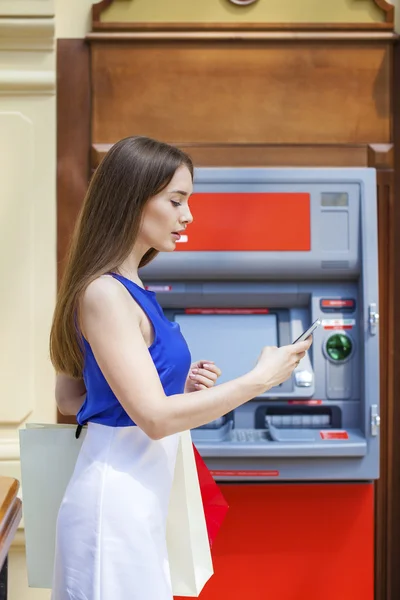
[77,273,192,427]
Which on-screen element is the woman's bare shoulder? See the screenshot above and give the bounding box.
[79,275,139,340]
[81,275,128,311]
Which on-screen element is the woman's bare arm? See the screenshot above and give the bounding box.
[56,374,86,416]
[80,276,310,439]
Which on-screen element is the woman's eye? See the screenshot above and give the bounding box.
[171,200,181,207]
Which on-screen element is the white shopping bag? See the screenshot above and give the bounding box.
[166,430,214,597]
[20,425,213,596]
[19,424,86,588]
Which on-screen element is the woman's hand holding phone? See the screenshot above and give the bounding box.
[252,337,313,392]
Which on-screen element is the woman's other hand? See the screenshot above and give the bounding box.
[184,360,222,393]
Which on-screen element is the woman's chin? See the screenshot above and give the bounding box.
[167,241,178,252]
[154,240,177,253]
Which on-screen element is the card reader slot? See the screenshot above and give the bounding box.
[255,405,342,429]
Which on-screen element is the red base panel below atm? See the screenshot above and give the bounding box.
[175,483,374,600]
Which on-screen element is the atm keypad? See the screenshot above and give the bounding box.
[231,430,268,443]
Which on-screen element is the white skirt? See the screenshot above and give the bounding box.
[51,422,179,600]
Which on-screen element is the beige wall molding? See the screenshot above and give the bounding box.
[0,17,55,51]
[0,441,21,462]
[92,0,394,30]
[0,0,54,17]
[0,70,55,94]
[11,529,26,548]
[0,111,35,428]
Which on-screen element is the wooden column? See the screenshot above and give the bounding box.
[57,39,91,425]
[385,39,400,600]
[368,144,394,600]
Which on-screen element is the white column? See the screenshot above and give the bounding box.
[0,0,56,487]
[0,1,56,598]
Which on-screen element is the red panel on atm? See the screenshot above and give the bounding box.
[174,483,374,600]
[177,192,311,251]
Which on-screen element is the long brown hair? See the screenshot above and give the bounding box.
[50,136,193,378]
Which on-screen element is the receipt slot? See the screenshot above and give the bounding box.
[141,168,379,600]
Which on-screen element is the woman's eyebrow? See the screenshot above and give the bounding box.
[169,190,190,197]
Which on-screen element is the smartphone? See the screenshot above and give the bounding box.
[292,318,321,344]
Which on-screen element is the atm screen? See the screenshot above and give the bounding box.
[175,313,278,385]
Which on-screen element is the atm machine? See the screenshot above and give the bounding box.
[141,168,380,600]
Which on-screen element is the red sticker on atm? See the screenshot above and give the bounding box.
[321,299,355,309]
[320,430,349,440]
[210,470,280,477]
[321,319,355,330]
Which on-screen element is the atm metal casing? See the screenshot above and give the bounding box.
[141,168,380,483]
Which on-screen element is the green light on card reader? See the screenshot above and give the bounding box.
[326,334,353,361]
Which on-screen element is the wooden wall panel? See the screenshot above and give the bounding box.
[91,42,391,146]
[57,27,400,597]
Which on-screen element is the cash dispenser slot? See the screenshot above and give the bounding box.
[255,405,342,430]
[257,405,344,445]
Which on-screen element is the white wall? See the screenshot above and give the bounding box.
[0,1,56,598]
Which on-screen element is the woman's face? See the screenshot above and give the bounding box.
[138,164,194,252]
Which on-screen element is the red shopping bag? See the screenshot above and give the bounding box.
[193,444,229,547]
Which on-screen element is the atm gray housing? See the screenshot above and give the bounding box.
[141,168,380,482]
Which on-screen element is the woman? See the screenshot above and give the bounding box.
[50,136,312,600]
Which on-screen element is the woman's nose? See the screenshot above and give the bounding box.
[181,207,193,225]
